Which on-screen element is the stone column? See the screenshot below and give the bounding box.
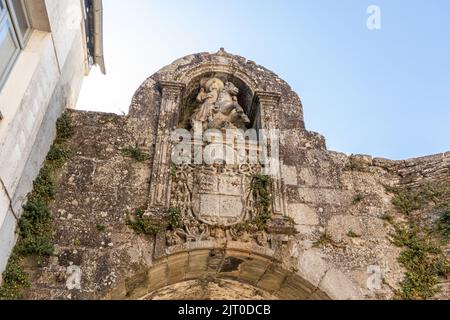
[148,81,185,212]
[255,91,286,217]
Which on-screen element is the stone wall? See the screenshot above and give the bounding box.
[0,0,90,278]
[13,50,450,300]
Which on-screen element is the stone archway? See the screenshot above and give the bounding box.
[108,244,331,300]
[122,50,362,301]
[15,49,426,301]
[144,279,277,300]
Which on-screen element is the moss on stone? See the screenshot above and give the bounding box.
[17,197,54,256]
[313,233,334,248]
[381,213,394,224]
[0,111,74,300]
[128,207,183,236]
[352,193,365,205]
[347,230,360,238]
[251,174,272,231]
[387,182,450,215]
[168,208,183,229]
[122,147,149,162]
[46,145,71,168]
[0,252,30,300]
[31,164,56,201]
[96,224,107,232]
[436,203,450,243]
[392,223,450,300]
[55,112,74,141]
[127,209,167,236]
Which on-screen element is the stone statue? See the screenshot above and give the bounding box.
[191,78,250,130]
[192,78,223,124]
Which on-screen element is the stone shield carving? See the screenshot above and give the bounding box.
[191,171,247,227]
[171,164,260,228]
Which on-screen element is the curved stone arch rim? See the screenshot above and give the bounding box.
[175,64,260,90]
[105,240,334,300]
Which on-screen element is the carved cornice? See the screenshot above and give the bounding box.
[255,91,282,104]
[159,81,186,97]
[175,64,259,93]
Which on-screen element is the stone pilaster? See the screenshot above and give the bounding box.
[255,91,286,217]
[148,81,185,211]
[255,91,281,129]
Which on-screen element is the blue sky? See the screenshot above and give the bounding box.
[77,0,450,160]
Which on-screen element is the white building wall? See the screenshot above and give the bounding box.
[0,0,90,278]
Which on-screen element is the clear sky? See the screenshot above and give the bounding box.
[76,0,450,160]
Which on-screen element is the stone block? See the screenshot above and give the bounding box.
[257,265,287,293]
[125,271,148,299]
[318,268,362,300]
[278,275,315,300]
[185,250,209,279]
[282,165,298,186]
[147,263,168,293]
[296,249,329,287]
[107,281,127,300]
[167,253,189,284]
[239,258,270,284]
[288,203,319,226]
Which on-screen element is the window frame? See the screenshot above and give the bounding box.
[6,0,31,48]
[0,0,21,90]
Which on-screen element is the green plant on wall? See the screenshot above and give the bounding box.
[127,209,168,236]
[0,111,74,300]
[385,183,450,300]
[436,203,450,242]
[122,147,149,162]
[250,174,272,231]
[127,207,184,236]
[168,207,183,229]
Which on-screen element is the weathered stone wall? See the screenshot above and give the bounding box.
[14,51,450,300]
[0,0,91,277]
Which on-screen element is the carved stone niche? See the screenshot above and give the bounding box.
[178,73,255,131]
[148,73,293,258]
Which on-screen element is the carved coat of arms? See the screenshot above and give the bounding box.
[191,171,248,227]
[171,165,259,228]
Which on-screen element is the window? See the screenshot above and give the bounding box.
[0,0,31,89]
[6,0,30,46]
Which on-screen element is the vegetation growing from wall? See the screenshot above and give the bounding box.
[122,147,149,162]
[127,209,167,236]
[313,233,334,248]
[385,182,450,300]
[168,207,183,229]
[250,174,272,230]
[127,175,273,237]
[127,207,184,236]
[0,112,74,300]
[436,203,450,242]
[229,175,274,234]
